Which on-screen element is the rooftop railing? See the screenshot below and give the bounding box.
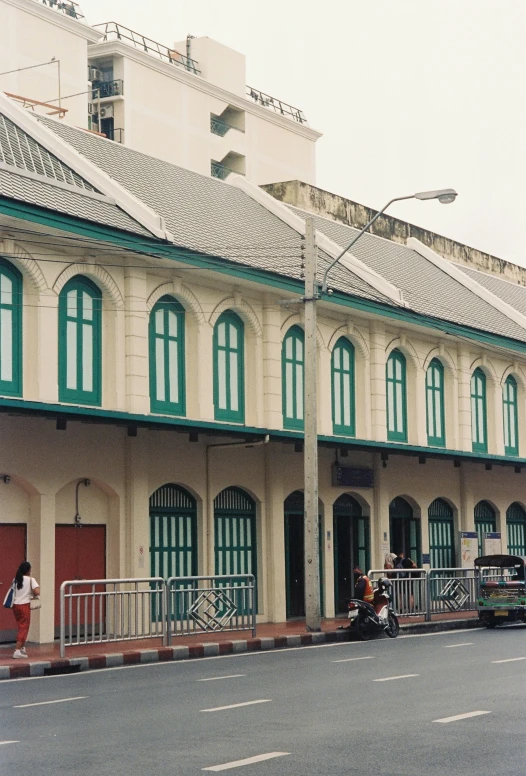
[93,22,200,75]
[38,0,85,20]
[246,86,307,124]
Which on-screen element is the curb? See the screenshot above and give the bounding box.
[0,619,479,680]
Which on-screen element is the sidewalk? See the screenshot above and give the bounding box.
[0,611,479,680]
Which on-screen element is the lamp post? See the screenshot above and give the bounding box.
[303,188,457,632]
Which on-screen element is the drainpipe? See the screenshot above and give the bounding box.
[205,435,270,575]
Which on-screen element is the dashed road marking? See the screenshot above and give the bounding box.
[202,752,290,771]
[443,643,473,648]
[332,656,375,663]
[491,657,526,664]
[14,696,87,708]
[200,699,271,713]
[0,741,20,745]
[373,674,419,682]
[198,674,246,682]
[435,710,491,723]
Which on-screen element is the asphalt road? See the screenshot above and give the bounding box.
[1,626,526,776]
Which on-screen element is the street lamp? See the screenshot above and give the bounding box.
[320,189,458,295]
[303,187,457,632]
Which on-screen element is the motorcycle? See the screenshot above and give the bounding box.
[346,578,400,640]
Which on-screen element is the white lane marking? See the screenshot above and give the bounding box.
[435,710,491,723]
[332,656,375,663]
[203,752,290,771]
[0,741,20,745]
[491,657,526,664]
[198,674,246,682]
[201,699,271,713]
[14,695,87,708]
[443,643,473,648]
[374,674,419,682]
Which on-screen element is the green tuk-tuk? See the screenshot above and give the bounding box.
[475,554,526,628]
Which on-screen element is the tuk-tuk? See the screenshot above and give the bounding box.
[475,554,526,628]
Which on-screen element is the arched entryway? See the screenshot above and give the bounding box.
[506,502,526,555]
[149,484,198,579]
[214,487,257,579]
[428,498,455,568]
[474,500,496,557]
[284,491,323,619]
[333,494,369,613]
[389,496,421,565]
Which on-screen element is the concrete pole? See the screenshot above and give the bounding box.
[304,218,321,631]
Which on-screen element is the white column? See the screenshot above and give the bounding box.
[124,268,149,414]
[457,347,473,452]
[370,322,386,441]
[28,493,55,644]
[262,298,282,429]
[125,433,150,578]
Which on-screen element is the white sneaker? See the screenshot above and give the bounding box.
[20,648,27,656]
[12,650,24,659]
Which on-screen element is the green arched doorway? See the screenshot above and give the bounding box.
[389,496,421,565]
[149,484,198,579]
[428,498,455,568]
[333,494,369,613]
[474,500,496,556]
[506,502,526,555]
[284,491,323,618]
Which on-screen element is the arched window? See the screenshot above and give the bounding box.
[58,276,101,405]
[0,260,22,397]
[213,311,244,422]
[506,502,526,555]
[503,376,519,456]
[282,326,304,429]
[471,368,487,453]
[426,359,445,447]
[474,500,496,556]
[149,296,185,415]
[332,338,355,436]
[386,349,407,442]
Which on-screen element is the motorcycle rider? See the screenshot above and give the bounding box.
[353,566,374,603]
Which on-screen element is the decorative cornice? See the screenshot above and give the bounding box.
[53,262,124,308]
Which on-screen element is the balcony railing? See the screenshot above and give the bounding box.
[210,116,244,137]
[246,86,307,124]
[91,79,124,99]
[93,22,200,75]
[211,161,243,180]
[104,127,124,144]
[38,0,85,19]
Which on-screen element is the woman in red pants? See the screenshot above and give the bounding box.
[12,561,40,659]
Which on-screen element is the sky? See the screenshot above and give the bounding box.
[82,0,526,265]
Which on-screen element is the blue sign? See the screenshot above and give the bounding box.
[332,465,374,488]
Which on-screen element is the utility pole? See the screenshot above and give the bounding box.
[303,217,321,631]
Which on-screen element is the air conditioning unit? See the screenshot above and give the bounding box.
[88,67,102,82]
[100,105,114,119]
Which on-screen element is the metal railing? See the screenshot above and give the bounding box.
[38,0,85,20]
[91,79,124,99]
[166,575,256,642]
[103,127,124,144]
[211,161,244,180]
[93,23,200,74]
[246,86,307,124]
[210,116,244,137]
[60,578,165,657]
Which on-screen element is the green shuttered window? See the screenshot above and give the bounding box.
[471,368,487,453]
[213,311,244,422]
[426,359,445,447]
[332,337,355,436]
[386,349,407,442]
[0,260,22,397]
[474,500,496,557]
[503,375,519,456]
[282,325,304,429]
[428,498,455,568]
[149,296,185,416]
[506,502,526,555]
[58,276,101,405]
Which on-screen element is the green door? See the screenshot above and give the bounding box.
[284,491,324,619]
[150,484,198,579]
[474,500,496,557]
[506,502,526,555]
[389,496,421,565]
[428,498,455,568]
[214,487,257,613]
[333,494,369,613]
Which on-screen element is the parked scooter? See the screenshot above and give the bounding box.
[347,578,400,640]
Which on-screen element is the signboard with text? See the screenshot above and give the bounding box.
[460,531,478,567]
[332,465,374,488]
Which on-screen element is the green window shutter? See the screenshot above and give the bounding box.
[332,337,355,436]
[426,358,445,447]
[282,325,304,430]
[149,296,186,416]
[428,498,455,567]
[0,260,22,397]
[503,376,519,456]
[214,487,257,614]
[471,368,487,452]
[506,502,526,555]
[213,311,244,422]
[386,349,407,442]
[58,276,101,406]
[474,500,496,556]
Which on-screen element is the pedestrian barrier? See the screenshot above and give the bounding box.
[59,574,256,656]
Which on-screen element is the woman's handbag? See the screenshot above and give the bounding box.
[30,597,41,611]
[3,581,15,609]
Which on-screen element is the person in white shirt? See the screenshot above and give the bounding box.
[12,561,40,659]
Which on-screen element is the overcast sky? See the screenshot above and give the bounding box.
[82,0,526,266]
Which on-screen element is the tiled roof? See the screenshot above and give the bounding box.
[457,264,526,318]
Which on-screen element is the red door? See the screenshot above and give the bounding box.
[54,525,106,628]
[0,524,27,642]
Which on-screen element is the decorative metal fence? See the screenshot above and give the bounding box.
[166,575,256,642]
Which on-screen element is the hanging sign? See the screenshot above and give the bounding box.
[332,465,374,488]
